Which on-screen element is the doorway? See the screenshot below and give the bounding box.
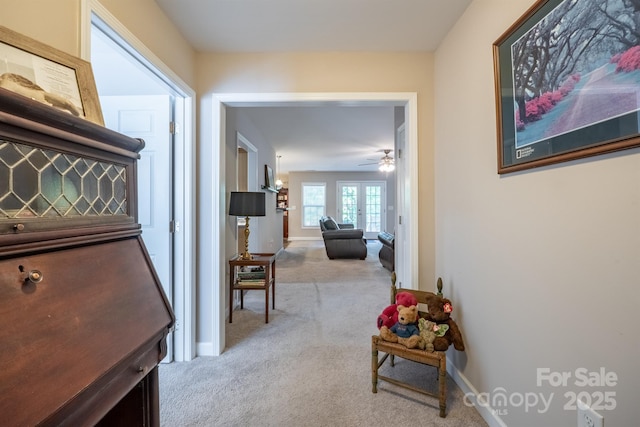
[82,3,196,362]
[207,93,419,356]
[337,181,386,240]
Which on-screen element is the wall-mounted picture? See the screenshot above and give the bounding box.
[0,26,104,125]
[493,0,640,174]
[264,165,277,192]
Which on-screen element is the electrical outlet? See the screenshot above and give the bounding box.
[577,399,604,427]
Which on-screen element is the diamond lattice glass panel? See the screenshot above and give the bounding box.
[0,140,127,219]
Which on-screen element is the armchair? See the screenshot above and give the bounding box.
[319,216,367,260]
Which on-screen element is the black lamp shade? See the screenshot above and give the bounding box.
[229,192,266,217]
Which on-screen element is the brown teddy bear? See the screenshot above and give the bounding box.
[422,292,465,351]
[379,304,423,349]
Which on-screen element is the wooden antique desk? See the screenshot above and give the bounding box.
[0,87,174,425]
[229,253,276,323]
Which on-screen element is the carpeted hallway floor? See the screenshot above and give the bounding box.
[158,240,488,426]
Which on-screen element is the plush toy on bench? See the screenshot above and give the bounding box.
[418,318,438,352]
[423,292,465,352]
[376,291,418,330]
[379,304,423,349]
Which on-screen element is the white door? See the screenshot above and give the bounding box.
[338,181,386,240]
[100,95,174,360]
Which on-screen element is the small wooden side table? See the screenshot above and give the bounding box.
[229,253,276,323]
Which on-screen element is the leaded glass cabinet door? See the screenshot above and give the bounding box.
[1,140,126,217]
[0,90,140,244]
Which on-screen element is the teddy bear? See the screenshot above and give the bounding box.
[417,318,438,352]
[422,292,465,351]
[379,304,423,349]
[376,291,418,329]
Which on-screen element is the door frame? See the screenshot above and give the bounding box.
[80,0,197,361]
[396,123,409,293]
[208,92,419,355]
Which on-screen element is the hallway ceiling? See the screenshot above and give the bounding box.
[145,0,472,173]
[237,105,397,174]
[154,0,472,52]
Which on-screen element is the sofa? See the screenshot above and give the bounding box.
[377,231,394,271]
[319,216,367,260]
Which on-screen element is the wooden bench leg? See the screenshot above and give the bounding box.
[439,356,446,417]
[371,338,378,393]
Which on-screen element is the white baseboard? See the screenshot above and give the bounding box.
[447,358,508,427]
[286,237,323,241]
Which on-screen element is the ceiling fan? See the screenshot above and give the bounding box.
[359,149,395,172]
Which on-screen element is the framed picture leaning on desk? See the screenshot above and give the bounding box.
[0,25,104,125]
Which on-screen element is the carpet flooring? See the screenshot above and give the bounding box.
[158,240,488,426]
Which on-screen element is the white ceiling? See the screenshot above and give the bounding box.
[95,1,472,174]
[238,105,398,173]
[154,0,472,53]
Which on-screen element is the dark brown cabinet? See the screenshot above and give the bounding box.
[0,88,174,426]
[277,188,288,240]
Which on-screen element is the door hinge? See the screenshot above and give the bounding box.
[170,220,180,233]
[399,215,402,225]
[169,121,177,135]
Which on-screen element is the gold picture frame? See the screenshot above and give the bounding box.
[0,25,104,125]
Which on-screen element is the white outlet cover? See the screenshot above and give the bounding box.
[577,399,604,427]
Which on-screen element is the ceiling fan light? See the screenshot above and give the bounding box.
[379,162,395,172]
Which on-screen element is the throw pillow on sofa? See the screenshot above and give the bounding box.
[323,217,339,230]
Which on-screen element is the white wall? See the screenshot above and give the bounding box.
[225,108,282,256]
[435,1,640,426]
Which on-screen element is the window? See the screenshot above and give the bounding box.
[302,183,325,227]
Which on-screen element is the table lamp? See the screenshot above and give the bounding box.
[229,191,266,260]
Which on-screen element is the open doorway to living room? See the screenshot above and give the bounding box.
[204,92,419,356]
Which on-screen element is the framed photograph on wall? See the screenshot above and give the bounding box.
[0,25,104,125]
[263,165,278,193]
[493,0,640,174]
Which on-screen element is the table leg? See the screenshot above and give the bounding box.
[265,285,269,323]
[229,272,233,323]
[272,261,276,309]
